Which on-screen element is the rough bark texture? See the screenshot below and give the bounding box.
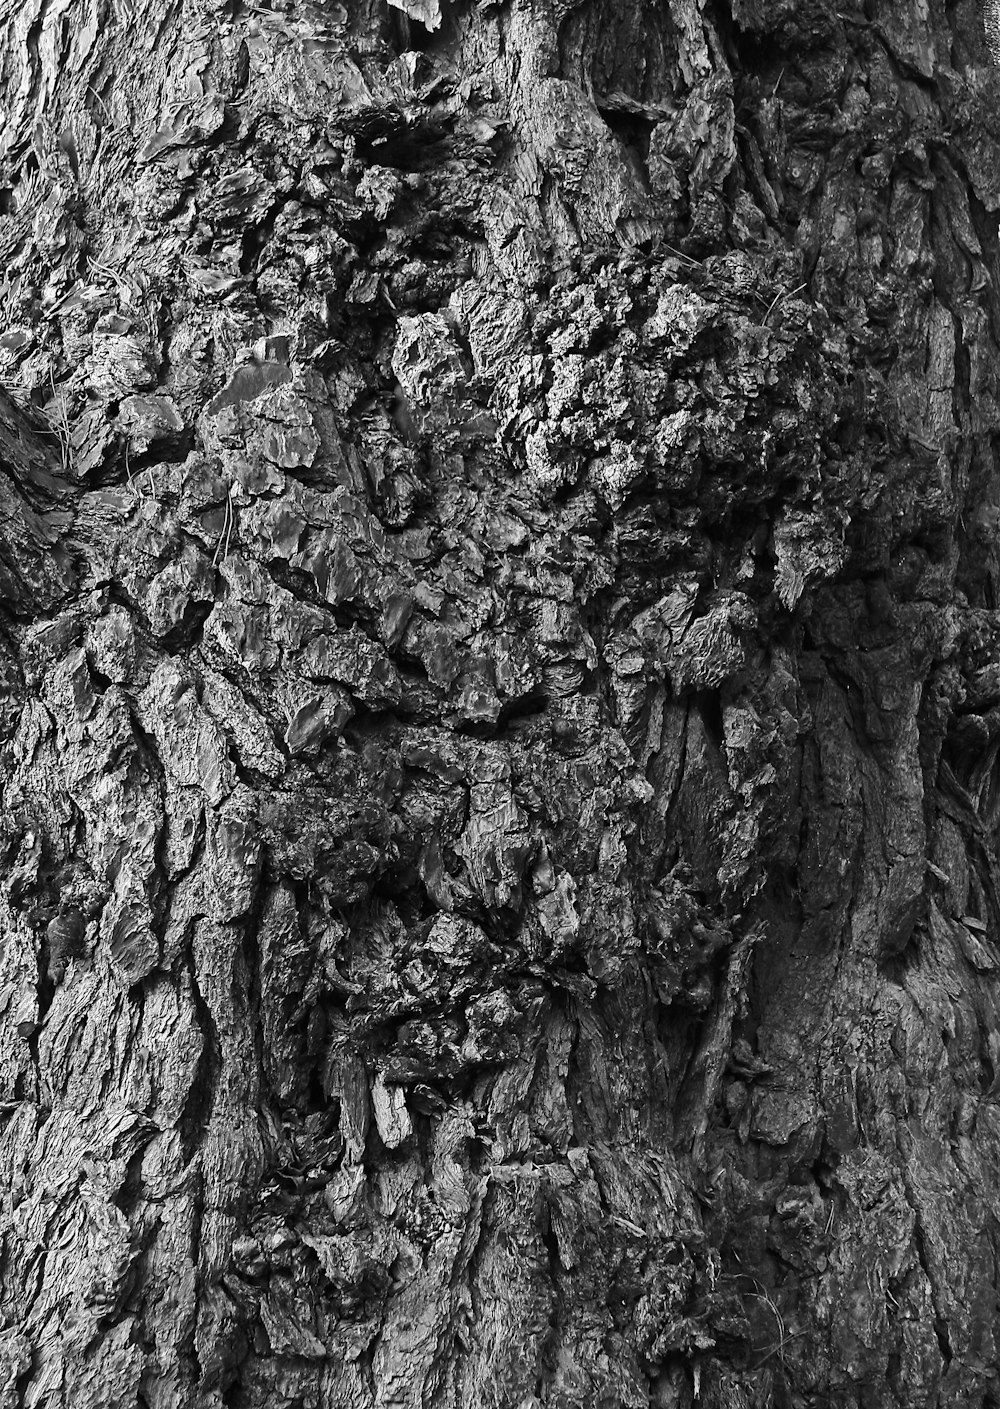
[2,0,1000,1405]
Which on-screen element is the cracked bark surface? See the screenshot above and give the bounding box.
[2,0,1000,1405]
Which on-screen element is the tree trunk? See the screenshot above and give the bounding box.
[1,0,999,1404]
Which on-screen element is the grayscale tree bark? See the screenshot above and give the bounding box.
[2,0,1000,1405]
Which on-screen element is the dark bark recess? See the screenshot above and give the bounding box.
[1,0,1000,1405]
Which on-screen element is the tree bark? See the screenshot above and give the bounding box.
[1,0,1000,1404]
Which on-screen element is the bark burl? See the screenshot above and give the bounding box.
[1,0,1000,1405]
